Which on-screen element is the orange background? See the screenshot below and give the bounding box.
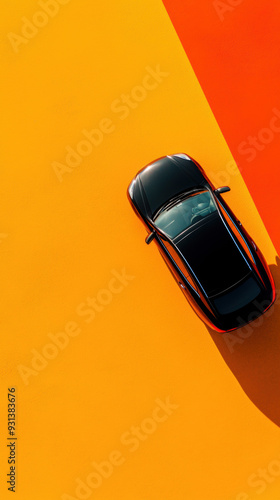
[0,1,279,499]
[163,0,280,256]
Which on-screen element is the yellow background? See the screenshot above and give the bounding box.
[0,1,279,499]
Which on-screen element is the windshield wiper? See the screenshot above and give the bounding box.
[165,197,185,211]
[155,193,189,218]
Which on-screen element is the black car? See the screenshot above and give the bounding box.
[127,153,275,332]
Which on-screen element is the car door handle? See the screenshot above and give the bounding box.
[179,282,186,289]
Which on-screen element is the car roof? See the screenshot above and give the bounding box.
[174,212,251,297]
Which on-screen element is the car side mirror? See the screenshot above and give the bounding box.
[145,231,156,245]
[215,186,231,194]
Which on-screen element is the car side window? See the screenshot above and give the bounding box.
[216,199,255,265]
[162,239,199,292]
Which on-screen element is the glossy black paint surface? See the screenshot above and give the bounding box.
[128,154,275,332]
[175,213,249,296]
[138,155,206,216]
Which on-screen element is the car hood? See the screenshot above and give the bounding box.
[138,155,207,217]
[175,213,251,297]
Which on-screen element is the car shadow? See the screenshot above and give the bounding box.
[206,255,280,427]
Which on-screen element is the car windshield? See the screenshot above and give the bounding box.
[154,190,217,239]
